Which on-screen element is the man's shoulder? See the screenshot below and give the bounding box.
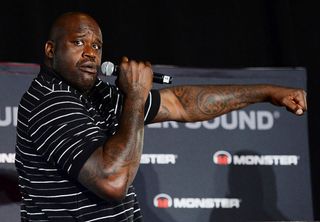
[20,75,87,115]
[26,76,79,101]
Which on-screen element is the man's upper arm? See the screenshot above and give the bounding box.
[152,88,188,122]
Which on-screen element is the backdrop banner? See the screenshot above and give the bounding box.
[0,63,313,221]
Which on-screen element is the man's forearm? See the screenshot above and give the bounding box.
[78,95,146,201]
[159,84,273,122]
[102,95,145,186]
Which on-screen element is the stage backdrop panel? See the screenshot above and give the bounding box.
[0,63,312,221]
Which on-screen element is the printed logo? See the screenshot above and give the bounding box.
[148,110,280,131]
[213,150,299,166]
[140,154,178,164]
[0,153,15,163]
[154,193,173,208]
[0,106,18,127]
[153,193,241,209]
[213,151,232,165]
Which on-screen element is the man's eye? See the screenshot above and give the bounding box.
[92,44,101,50]
[74,40,84,46]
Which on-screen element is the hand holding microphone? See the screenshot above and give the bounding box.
[101,57,155,101]
[100,61,172,84]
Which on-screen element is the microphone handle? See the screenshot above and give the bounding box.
[113,65,172,84]
[153,73,173,84]
[101,61,172,84]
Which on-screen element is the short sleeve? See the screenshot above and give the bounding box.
[144,89,160,124]
[28,91,106,179]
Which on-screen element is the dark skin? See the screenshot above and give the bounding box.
[45,12,307,201]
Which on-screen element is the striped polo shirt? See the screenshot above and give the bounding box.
[15,65,160,221]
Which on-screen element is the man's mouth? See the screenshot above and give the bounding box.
[79,62,97,74]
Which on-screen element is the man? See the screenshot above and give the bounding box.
[15,12,307,221]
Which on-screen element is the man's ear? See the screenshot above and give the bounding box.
[45,41,55,59]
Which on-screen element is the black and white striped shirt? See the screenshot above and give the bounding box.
[15,65,160,221]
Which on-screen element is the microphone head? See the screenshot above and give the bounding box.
[101,61,115,76]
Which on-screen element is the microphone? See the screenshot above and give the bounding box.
[100,61,172,84]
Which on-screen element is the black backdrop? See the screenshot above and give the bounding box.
[0,0,319,219]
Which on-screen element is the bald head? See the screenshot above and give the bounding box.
[48,12,101,43]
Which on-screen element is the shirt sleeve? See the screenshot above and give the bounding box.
[144,89,160,124]
[28,91,106,179]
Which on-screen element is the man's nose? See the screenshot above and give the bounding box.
[83,45,96,61]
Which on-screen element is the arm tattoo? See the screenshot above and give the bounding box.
[157,105,170,120]
[78,150,101,189]
[172,85,256,119]
[197,89,228,116]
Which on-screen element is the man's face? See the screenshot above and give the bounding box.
[51,15,103,93]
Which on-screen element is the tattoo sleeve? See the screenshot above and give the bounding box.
[163,85,268,122]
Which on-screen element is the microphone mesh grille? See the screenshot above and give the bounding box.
[101,61,114,76]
